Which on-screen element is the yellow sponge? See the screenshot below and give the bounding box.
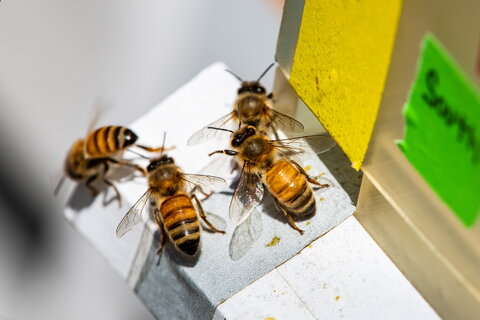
[290,0,402,170]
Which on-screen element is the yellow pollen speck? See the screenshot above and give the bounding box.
[304,165,312,171]
[266,236,281,247]
[306,221,311,225]
[281,292,285,295]
[319,197,325,202]
[265,318,276,320]
[308,245,313,248]
[336,296,341,301]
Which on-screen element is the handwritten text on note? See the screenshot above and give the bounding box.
[398,34,480,227]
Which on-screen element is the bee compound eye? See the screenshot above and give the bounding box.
[147,161,159,172]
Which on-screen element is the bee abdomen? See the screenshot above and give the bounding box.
[265,160,315,217]
[284,186,315,216]
[85,126,138,157]
[161,194,200,256]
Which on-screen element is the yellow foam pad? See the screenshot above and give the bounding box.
[290,0,402,170]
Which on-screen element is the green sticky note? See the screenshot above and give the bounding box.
[398,34,480,227]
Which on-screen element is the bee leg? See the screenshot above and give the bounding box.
[192,194,226,234]
[106,157,146,175]
[270,123,281,141]
[102,178,122,207]
[101,161,122,206]
[156,226,167,255]
[85,174,99,196]
[267,92,275,102]
[285,213,304,235]
[272,197,304,235]
[135,144,175,153]
[153,209,167,253]
[190,185,213,201]
[155,214,167,266]
[291,160,329,188]
[208,150,238,157]
[230,159,241,174]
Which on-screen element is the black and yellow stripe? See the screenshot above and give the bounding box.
[160,194,200,256]
[265,160,315,217]
[84,126,138,158]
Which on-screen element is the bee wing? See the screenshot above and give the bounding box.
[267,108,305,133]
[202,213,227,231]
[195,153,239,180]
[187,111,237,145]
[229,164,264,225]
[229,208,263,261]
[116,189,153,238]
[271,134,336,156]
[85,98,109,134]
[181,174,227,194]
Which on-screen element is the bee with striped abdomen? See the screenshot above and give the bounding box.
[84,125,164,158]
[208,125,335,259]
[116,154,226,257]
[187,63,304,145]
[55,125,168,205]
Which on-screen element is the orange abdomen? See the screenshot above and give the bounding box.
[84,126,138,158]
[160,194,200,256]
[264,160,315,217]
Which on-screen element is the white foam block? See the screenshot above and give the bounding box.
[64,62,357,320]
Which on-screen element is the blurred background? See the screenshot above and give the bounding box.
[0,1,283,319]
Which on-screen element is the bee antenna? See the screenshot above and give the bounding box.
[160,132,167,158]
[127,149,149,159]
[54,175,67,196]
[225,69,243,82]
[207,127,234,133]
[257,62,275,82]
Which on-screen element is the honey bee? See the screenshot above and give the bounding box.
[187,63,304,145]
[208,125,335,259]
[116,154,226,257]
[83,125,166,158]
[55,125,168,205]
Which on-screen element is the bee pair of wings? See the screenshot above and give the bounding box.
[187,107,305,145]
[115,174,227,238]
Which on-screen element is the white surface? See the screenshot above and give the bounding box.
[64,188,143,279]
[62,62,357,320]
[215,216,440,320]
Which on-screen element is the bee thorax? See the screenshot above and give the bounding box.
[243,139,267,159]
[239,96,262,115]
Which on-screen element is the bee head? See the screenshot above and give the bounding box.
[238,81,266,95]
[231,126,257,147]
[123,128,139,147]
[147,155,174,172]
